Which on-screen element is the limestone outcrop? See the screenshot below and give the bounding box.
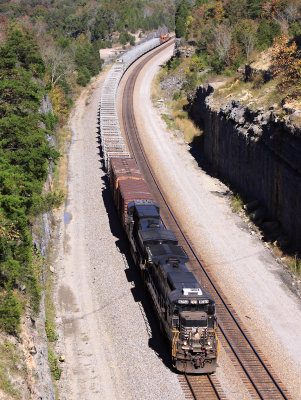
[189,84,301,251]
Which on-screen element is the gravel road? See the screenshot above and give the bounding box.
[53,72,185,399]
[130,47,301,399]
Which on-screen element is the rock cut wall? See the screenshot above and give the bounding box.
[190,85,301,251]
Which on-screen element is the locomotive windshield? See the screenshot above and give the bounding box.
[174,302,215,315]
[180,311,208,328]
[182,318,207,327]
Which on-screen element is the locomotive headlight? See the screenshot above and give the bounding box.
[178,299,189,304]
[208,341,211,345]
[183,340,188,346]
[190,299,197,304]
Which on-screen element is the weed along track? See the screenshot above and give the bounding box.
[119,42,291,399]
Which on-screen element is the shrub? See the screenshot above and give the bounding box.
[48,350,62,380]
[0,291,21,335]
[252,73,265,89]
[45,320,58,342]
[232,193,244,212]
[173,91,182,100]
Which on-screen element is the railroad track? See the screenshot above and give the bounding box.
[119,41,291,400]
[179,373,226,400]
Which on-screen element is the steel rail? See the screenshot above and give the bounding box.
[208,374,222,400]
[184,373,198,400]
[119,41,289,400]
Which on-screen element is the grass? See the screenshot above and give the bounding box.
[231,193,244,213]
[174,111,202,142]
[151,60,203,144]
[0,341,26,399]
[53,126,72,197]
[45,244,61,395]
[161,113,177,130]
[287,255,301,277]
[48,350,62,381]
[169,95,202,143]
[273,247,301,278]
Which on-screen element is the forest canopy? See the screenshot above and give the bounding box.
[175,0,301,74]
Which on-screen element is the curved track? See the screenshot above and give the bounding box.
[119,42,290,400]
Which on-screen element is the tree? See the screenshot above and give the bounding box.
[272,35,301,98]
[236,20,256,58]
[43,46,75,85]
[214,24,232,63]
[256,19,281,50]
[0,28,59,333]
[175,0,190,38]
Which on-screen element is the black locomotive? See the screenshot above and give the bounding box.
[110,158,219,373]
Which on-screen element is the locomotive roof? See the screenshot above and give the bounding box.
[135,204,160,218]
[146,243,189,263]
[127,200,159,216]
[147,243,214,303]
[139,229,178,244]
[165,262,213,303]
[166,270,200,290]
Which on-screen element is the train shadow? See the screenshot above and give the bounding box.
[95,124,173,371]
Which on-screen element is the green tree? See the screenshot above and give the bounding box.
[0,28,60,333]
[175,0,190,39]
[0,291,21,335]
[256,19,281,50]
[74,41,103,86]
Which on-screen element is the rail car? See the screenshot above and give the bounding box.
[109,157,219,373]
[160,34,170,44]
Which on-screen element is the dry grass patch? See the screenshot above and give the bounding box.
[0,339,26,399]
[170,97,202,143]
[174,115,201,143]
[53,126,71,197]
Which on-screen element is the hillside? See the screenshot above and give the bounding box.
[155,0,301,275]
[168,0,301,110]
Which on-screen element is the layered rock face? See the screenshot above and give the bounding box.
[190,85,301,251]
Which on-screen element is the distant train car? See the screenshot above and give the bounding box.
[160,34,170,44]
[109,157,219,373]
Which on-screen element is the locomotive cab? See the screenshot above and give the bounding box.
[169,289,218,374]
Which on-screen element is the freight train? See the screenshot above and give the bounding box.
[109,157,219,374]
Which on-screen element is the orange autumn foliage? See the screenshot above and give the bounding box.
[272,35,301,98]
[49,84,69,123]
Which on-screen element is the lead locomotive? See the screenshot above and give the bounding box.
[110,158,218,373]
